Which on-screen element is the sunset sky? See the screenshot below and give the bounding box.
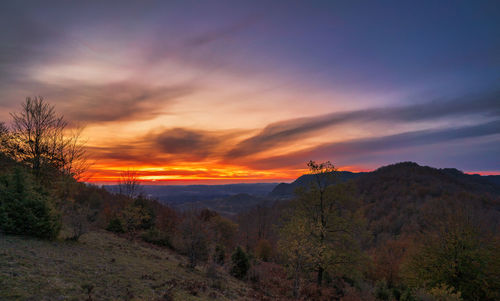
[0,1,499,183]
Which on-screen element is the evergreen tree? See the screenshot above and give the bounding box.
[106,217,125,233]
[0,168,61,239]
[231,246,250,279]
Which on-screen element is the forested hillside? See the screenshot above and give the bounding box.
[235,162,500,300]
[355,162,500,243]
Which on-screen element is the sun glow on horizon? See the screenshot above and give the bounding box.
[0,1,498,182]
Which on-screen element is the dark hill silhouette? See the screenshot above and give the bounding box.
[353,162,500,244]
[357,162,500,199]
[269,162,499,199]
[269,171,363,198]
[485,175,500,185]
[265,162,500,245]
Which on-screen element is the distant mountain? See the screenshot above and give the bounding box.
[353,162,500,243]
[269,171,363,199]
[269,163,500,200]
[358,162,500,199]
[485,175,500,186]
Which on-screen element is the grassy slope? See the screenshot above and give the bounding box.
[0,231,253,301]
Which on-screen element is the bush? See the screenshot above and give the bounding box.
[428,284,462,301]
[64,203,92,241]
[0,169,61,239]
[120,204,152,232]
[141,227,172,248]
[399,288,417,301]
[230,246,250,279]
[106,217,124,233]
[375,280,391,300]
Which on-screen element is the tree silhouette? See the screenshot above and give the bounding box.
[10,97,87,179]
[118,169,141,198]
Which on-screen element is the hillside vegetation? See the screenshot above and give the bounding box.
[0,231,253,300]
[354,162,500,244]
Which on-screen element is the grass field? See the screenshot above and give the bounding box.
[0,231,254,300]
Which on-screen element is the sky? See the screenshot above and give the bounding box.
[0,0,499,183]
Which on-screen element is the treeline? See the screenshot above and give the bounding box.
[1,98,499,300]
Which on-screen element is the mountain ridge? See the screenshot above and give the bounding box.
[270,162,500,199]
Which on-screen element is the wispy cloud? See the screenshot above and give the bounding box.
[153,127,242,160]
[1,1,499,179]
[244,120,500,169]
[49,81,195,123]
[184,16,257,47]
[225,91,500,158]
[0,16,67,84]
[88,127,247,165]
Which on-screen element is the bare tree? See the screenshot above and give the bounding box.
[11,97,65,176]
[10,97,88,179]
[179,210,209,269]
[0,122,13,156]
[60,126,90,180]
[118,169,141,198]
[64,202,92,241]
[256,205,270,240]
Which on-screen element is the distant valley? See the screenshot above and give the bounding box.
[103,163,500,215]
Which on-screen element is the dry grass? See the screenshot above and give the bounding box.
[0,231,254,300]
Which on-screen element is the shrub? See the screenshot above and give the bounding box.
[120,204,152,232]
[399,288,417,301]
[141,227,172,248]
[106,217,124,233]
[375,280,391,300]
[230,246,250,279]
[0,169,61,239]
[428,284,462,301]
[64,202,92,241]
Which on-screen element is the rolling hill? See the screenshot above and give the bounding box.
[0,231,255,300]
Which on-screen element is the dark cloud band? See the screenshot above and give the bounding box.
[225,91,500,158]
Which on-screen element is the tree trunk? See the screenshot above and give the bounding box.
[317,266,324,286]
[293,256,301,298]
[293,273,300,298]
